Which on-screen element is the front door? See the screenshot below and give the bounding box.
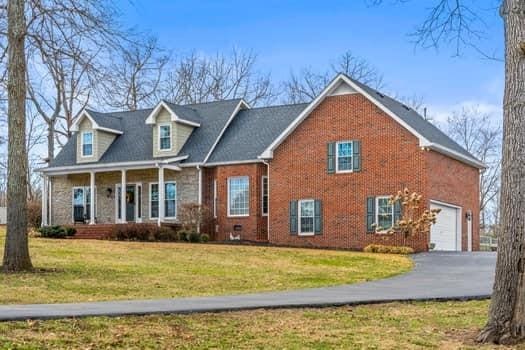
[126,185,135,222]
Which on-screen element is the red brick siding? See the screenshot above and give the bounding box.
[268,94,431,251]
[202,163,268,242]
[425,150,480,251]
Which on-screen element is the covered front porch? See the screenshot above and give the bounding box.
[40,158,200,227]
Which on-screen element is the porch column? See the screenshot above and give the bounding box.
[121,169,127,223]
[41,175,48,226]
[89,171,96,225]
[158,165,164,226]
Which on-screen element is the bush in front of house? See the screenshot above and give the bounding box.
[38,225,75,239]
[27,200,42,229]
[200,233,210,243]
[109,224,179,242]
[363,244,414,255]
[188,231,201,243]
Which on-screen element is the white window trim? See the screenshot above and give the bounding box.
[115,183,142,223]
[227,176,250,217]
[71,186,96,223]
[261,175,268,216]
[81,131,94,157]
[335,140,353,174]
[213,179,217,218]
[158,123,172,152]
[150,181,177,220]
[375,196,394,233]
[298,199,315,236]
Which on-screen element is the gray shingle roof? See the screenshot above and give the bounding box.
[207,104,308,163]
[348,76,478,161]
[86,109,123,132]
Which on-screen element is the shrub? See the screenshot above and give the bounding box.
[109,224,178,242]
[27,200,42,229]
[200,233,210,243]
[188,231,201,243]
[178,203,213,232]
[363,244,414,255]
[65,227,77,237]
[38,225,68,239]
[177,230,190,242]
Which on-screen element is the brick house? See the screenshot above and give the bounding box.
[39,74,484,251]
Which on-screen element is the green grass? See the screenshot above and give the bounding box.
[0,227,412,304]
[0,300,511,349]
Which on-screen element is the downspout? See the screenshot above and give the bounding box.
[197,165,202,233]
[262,160,270,241]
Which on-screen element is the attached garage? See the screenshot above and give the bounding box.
[430,201,462,251]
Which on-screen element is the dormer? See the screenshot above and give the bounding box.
[71,110,123,163]
[145,101,201,158]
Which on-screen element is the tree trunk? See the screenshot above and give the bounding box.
[47,119,55,162]
[478,0,525,344]
[2,0,32,272]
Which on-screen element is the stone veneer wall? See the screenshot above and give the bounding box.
[50,167,199,225]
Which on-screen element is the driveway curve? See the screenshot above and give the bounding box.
[0,252,496,321]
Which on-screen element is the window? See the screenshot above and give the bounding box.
[165,182,177,218]
[150,182,177,219]
[336,141,352,172]
[228,176,249,216]
[261,176,268,216]
[376,196,394,231]
[213,180,217,218]
[150,183,159,218]
[299,200,315,235]
[159,124,171,151]
[81,131,93,157]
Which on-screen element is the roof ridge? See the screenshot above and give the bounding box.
[179,98,243,107]
[249,102,309,111]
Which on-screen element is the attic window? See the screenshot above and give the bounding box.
[81,131,93,157]
[159,124,172,151]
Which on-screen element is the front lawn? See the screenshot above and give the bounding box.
[0,300,500,349]
[0,227,412,304]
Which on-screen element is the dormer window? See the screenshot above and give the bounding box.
[159,124,171,151]
[81,131,93,157]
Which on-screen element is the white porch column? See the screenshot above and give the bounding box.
[41,175,48,226]
[121,169,127,223]
[89,171,96,225]
[158,165,164,226]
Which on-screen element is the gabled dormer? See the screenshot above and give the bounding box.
[145,101,201,158]
[71,110,123,163]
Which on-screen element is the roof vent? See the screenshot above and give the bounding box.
[375,92,385,98]
[402,104,411,111]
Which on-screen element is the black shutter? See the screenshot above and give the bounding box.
[290,200,298,234]
[314,200,322,234]
[353,140,361,172]
[366,197,376,232]
[394,200,402,225]
[327,142,336,174]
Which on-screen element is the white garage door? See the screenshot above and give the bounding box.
[430,202,460,251]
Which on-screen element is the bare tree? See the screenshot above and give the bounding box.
[99,37,169,111]
[25,109,45,201]
[447,106,501,228]
[161,48,276,106]
[372,0,522,344]
[282,50,384,103]
[3,0,32,272]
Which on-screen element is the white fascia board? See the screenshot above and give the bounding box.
[423,142,486,169]
[259,74,431,159]
[71,110,123,135]
[145,100,200,127]
[38,155,189,175]
[202,99,250,164]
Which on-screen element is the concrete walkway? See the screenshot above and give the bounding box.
[0,252,496,321]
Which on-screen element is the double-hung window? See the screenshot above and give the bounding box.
[150,182,177,219]
[336,141,353,172]
[81,131,93,157]
[261,176,268,216]
[376,196,394,231]
[228,176,249,216]
[159,124,171,151]
[298,200,315,235]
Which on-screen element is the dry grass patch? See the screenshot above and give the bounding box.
[0,227,412,304]
[0,300,515,349]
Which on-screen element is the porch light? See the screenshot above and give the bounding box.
[106,188,113,198]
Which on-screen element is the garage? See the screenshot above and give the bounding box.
[430,201,461,251]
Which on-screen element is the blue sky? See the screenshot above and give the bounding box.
[118,0,504,122]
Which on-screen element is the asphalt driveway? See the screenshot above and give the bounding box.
[0,252,496,321]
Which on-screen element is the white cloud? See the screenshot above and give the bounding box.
[427,100,502,125]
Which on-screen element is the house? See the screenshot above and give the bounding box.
[39,73,484,252]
